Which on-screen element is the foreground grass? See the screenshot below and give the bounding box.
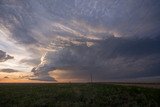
[0,83,159,107]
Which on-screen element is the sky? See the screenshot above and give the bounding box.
[0,0,160,83]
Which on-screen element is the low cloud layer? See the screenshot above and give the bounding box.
[0,50,14,62]
[0,68,19,73]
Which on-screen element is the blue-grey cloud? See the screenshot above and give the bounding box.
[1,0,160,45]
[32,37,160,81]
[0,50,14,62]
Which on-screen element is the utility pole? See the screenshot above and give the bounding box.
[90,72,92,83]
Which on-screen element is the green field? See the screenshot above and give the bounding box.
[0,83,160,107]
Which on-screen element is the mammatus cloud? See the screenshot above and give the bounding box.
[0,50,14,62]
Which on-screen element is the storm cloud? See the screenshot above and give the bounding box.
[0,0,160,81]
[32,36,160,81]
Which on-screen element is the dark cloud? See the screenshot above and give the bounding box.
[29,73,56,82]
[95,36,160,58]
[0,68,19,73]
[0,0,160,81]
[4,76,9,78]
[0,50,14,62]
[32,36,160,81]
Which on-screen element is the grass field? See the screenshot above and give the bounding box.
[0,83,160,107]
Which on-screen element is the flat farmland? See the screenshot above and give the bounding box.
[0,83,159,107]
